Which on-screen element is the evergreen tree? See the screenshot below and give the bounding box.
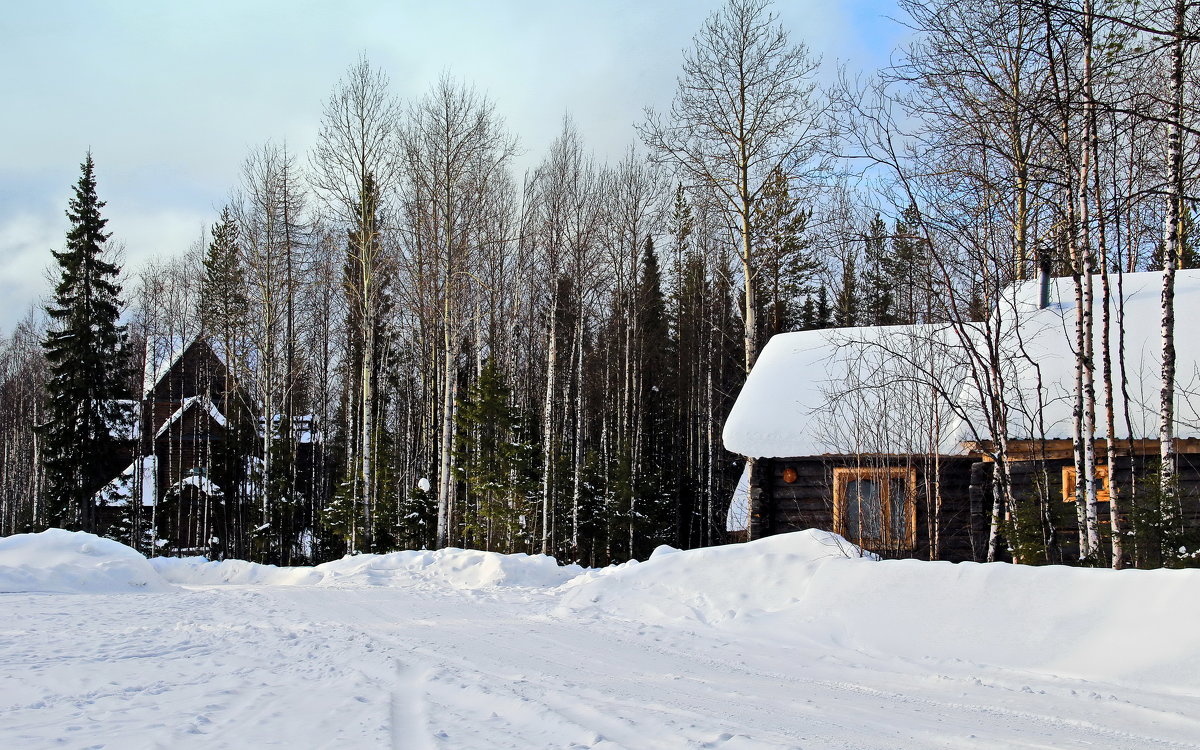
[752,166,815,338]
[891,203,930,324]
[834,250,859,328]
[199,207,248,340]
[634,237,675,554]
[815,287,832,329]
[199,206,252,559]
[41,154,131,531]
[454,360,530,551]
[861,213,896,326]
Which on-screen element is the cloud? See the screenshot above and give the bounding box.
[0,206,210,336]
[0,212,58,335]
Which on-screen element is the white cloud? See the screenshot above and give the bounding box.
[0,206,210,336]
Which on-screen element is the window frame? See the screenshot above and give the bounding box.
[1061,464,1110,504]
[832,466,917,549]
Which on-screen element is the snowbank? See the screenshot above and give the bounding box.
[149,556,324,586]
[0,529,173,593]
[315,548,583,589]
[559,529,871,624]
[560,529,1200,689]
[9,526,1200,690]
[151,547,582,590]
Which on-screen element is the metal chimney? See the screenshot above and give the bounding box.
[1037,247,1052,309]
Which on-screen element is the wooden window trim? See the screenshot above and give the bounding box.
[832,466,917,549]
[1061,465,1110,504]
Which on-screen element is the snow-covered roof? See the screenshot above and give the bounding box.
[142,336,192,396]
[722,323,969,457]
[155,396,228,440]
[723,269,1200,458]
[95,456,158,507]
[958,269,1200,445]
[142,335,239,396]
[173,474,222,496]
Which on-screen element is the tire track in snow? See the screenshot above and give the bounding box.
[391,659,434,750]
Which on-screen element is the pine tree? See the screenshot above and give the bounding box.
[634,237,675,554]
[891,204,929,324]
[41,154,131,531]
[454,360,528,551]
[798,296,816,330]
[200,205,254,559]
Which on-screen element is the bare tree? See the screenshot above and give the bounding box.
[640,0,827,374]
[310,56,400,552]
[399,74,517,548]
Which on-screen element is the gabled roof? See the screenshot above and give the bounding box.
[723,269,1200,459]
[155,396,228,440]
[142,335,240,396]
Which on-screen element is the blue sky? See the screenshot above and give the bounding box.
[0,0,906,334]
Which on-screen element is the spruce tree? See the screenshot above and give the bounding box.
[834,250,859,328]
[199,206,252,557]
[41,153,131,531]
[815,287,832,329]
[635,237,675,553]
[752,166,815,338]
[861,213,895,326]
[454,360,527,550]
[891,204,929,324]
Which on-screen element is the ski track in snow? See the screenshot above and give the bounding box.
[2,580,1199,750]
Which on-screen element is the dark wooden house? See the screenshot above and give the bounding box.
[723,323,984,561]
[724,270,1200,564]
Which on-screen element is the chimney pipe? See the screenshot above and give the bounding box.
[1037,247,1052,309]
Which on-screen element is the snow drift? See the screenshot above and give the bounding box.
[151,547,581,590]
[560,529,1200,690]
[0,529,174,593]
[6,527,1200,691]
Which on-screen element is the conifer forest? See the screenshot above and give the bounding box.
[3,0,1200,569]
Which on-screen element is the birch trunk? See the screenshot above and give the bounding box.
[540,288,558,556]
[1161,0,1185,502]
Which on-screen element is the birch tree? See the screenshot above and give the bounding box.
[310,57,400,552]
[640,0,826,374]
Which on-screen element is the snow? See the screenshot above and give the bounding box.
[176,473,222,496]
[0,530,174,594]
[150,548,582,590]
[723,322,966,457]
[3,528,1200,748]
[724,269,1200,457]
[725,462,749,532]
[95,455,158,507]
[970,269,1200,443]
[154,395,227,440]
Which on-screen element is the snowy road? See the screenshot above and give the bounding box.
[4,577,1199,750]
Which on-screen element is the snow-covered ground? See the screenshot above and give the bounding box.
[2,530,1199,749]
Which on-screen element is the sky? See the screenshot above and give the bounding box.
[0,0,906,335]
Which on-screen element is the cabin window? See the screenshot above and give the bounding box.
[1061,465,1110,503]
[833,467,916,549]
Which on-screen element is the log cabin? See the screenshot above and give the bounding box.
[723,269,1200,564]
